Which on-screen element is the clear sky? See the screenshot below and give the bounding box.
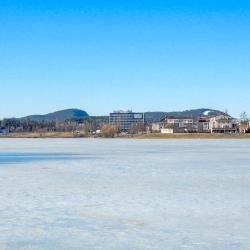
[1,0,250,118]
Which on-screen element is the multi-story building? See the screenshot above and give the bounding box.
[198,116,211,133]
[109,110,144,131]
[151,122,165,132]
[153,113,239,134]
[159,116,197,133]
[209,114,238,133]
[161,116,194,128]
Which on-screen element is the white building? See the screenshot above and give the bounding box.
[209,115,238,133]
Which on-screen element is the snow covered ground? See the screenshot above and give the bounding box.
[0,138,249,250]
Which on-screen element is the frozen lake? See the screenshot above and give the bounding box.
[0,138,249,250]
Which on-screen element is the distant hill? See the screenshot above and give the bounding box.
[144,109,226,122]
[17,108,226,122]
[20,109,89,121]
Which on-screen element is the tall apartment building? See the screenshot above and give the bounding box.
[109,110,144,131]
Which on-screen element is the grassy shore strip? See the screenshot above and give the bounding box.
[0,132,87,138]
[1,132,250,139]
[120,133,250,139]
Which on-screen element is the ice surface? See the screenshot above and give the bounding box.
[0,138,249,249]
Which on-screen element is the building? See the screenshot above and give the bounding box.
[161,128,175,134]
[109,110,144,131]
[198,116,211,133]
[159,116,197,133]
[151,122,165,132]
[161,116,195,128]
[209,114,238,133]
[151,113,239,134]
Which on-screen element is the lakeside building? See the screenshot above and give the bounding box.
[151,122,165,132]
[158,116,198,133]
[209,114,238,133]
[198,116,210,133]
[152,114,239,134]
[109,110,144,131]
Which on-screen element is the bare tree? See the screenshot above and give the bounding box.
[239,112,249,133]
[101,124,118,138]
[240,112,248,121]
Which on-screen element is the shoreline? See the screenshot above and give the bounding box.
[1,132,250,139]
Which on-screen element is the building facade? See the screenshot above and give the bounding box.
[159,116,197,133]
[109,110,144,131]
[209,114,238,133]
[161,116,194,128]
[152,113,239,134]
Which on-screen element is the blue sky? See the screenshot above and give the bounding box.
[0,0,250,118]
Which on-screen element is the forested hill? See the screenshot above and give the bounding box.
[20,109,89,121]
[144,108,226,122]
